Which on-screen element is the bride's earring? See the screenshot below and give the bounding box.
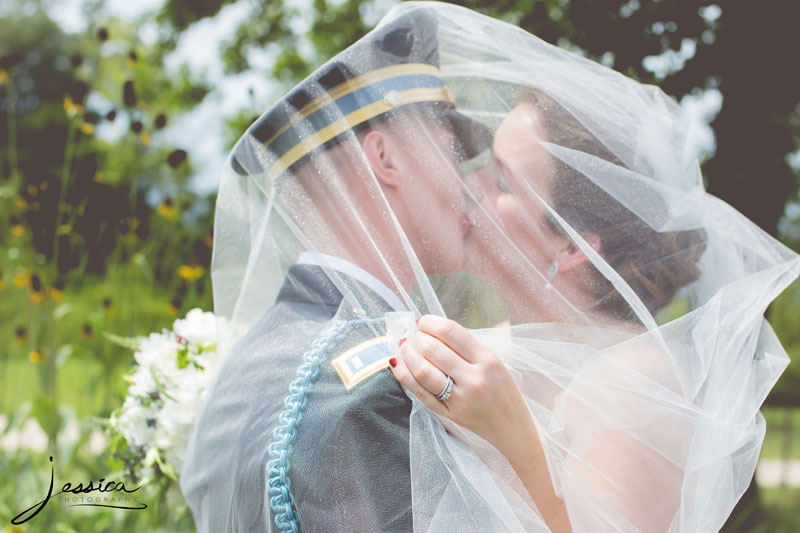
[545,260,559,290]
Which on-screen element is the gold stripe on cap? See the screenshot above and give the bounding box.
[268,86,454,182]
[265,63,442,147]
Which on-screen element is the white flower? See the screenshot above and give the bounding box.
[116,396,158,449]
[110,308,233,479]
[173,308,220,348]
[135,331,177,367]
[128,366,159,399]
[155,390,197,473]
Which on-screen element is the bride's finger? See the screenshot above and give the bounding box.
[417,315,489,364]
[399,337,452,399]
[413,331,471,380]
[388,354,448,417]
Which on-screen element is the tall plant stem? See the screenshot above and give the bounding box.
[6,68,20,184]
[46,298,59,450]
[52,120,78,266]
[128,140,139,335]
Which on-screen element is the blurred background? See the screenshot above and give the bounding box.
[1,0,798,531]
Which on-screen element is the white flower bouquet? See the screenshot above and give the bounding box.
[108,308,231,483]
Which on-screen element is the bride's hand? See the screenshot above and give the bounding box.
[388,314,533,455]
[390,315,572,531]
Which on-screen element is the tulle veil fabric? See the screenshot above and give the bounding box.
[180,3,799,531]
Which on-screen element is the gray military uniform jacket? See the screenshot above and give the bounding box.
[181,263,413,532]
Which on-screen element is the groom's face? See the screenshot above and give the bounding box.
[382,108,472,276]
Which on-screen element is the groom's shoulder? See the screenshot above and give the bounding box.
[218,298,339,379]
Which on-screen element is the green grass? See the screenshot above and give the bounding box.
[2,355,131,418]
[753,487,800,533]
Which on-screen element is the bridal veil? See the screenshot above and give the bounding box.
[181,3,799,531]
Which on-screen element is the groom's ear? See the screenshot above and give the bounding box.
[558,233,601,272]
[362,130,400,187]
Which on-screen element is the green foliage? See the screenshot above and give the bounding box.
[768,280,800,397]
[757,488,800,533]
[761,407,800,460]
[309,0,369,59]
[159,0,238,31]
[0,438,195,530]
[221,2,297,76]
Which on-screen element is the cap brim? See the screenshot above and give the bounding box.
[445,111,494,160]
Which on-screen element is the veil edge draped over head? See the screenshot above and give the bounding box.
[185,3,799,532]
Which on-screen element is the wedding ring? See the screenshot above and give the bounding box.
[435,375,454,401]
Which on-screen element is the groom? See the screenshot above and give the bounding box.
[180,9,491,533]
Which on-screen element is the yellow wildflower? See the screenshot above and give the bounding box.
[28,292,45,304]
[14,327,26,344]
[167,297,182,316]
[53,278,66,297]
[26,185,37,196]
[156,202,176,220]
[178,265,205,282]
[139,131,151,145]
[13,271,28,288]
[80,122,95,135]
[63,95,84,117]
[80,323,94,339]
[28,350,44,363]
[11,225,25,237]
[0,69,8,85]
[14,195,27,209]
[28,274,44,304]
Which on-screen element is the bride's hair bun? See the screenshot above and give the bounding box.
[522,90,707,321]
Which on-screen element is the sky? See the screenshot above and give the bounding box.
[45,0,724,196]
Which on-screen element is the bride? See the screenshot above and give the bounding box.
[391,89,706,531]
[381,4,798,532]
[183,2,798,532]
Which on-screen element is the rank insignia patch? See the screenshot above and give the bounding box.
[332,336,393,390]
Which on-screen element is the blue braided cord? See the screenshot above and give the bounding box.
[267,317,385,533]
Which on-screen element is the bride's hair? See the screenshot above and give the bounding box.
[521,90,707,321]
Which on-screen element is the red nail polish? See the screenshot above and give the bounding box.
[399,337,407,346]
[389,357,397,368]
